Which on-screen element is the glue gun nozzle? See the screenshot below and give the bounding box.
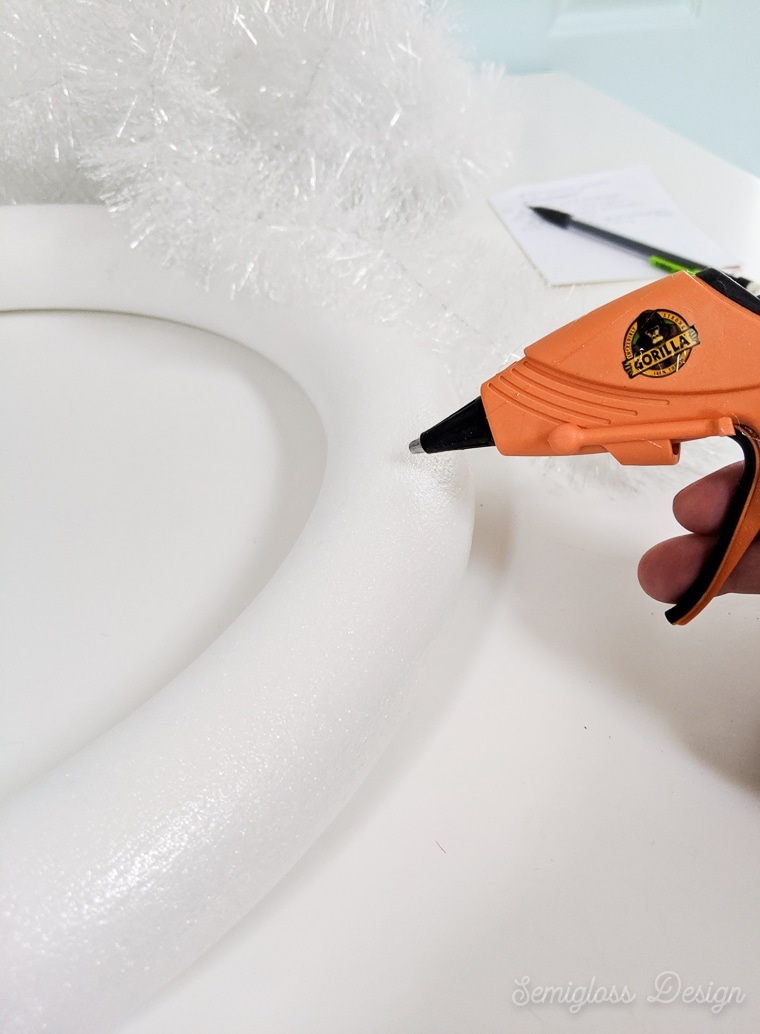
[408,397,495,455]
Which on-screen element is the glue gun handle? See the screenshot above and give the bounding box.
[667,427,760,624]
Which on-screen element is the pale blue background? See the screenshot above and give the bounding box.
[450,0,760,178]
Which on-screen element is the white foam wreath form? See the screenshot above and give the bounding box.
[0,205,474,1034]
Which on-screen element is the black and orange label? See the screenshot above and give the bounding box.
[622,309,699,379]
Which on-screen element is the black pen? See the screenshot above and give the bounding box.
[530,205,758,290]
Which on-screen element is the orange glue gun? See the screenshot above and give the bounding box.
[410,269,760,625]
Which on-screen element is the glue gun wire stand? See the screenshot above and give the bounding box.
[409,268,760,625]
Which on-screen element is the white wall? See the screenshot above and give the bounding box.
[450,0,760,178]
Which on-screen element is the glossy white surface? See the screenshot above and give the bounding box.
[7,73,760,1033]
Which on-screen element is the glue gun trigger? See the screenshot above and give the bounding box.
[667,426,760,624]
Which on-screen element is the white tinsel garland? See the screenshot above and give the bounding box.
[1,0,515,352]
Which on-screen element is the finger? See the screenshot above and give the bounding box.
[639,533,760,604]
[638,534,714,603]
[672,461,743,534]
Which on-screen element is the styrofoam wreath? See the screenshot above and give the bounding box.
[0,205,473,1033]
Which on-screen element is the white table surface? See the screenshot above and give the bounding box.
[6,72,760,1033]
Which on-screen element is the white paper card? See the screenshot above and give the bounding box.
[490,165,737,286]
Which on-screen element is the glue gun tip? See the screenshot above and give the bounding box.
[409,438,424,454]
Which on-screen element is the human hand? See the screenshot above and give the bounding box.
[638,462,760,603]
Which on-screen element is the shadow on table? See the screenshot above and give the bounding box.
[508,490,760,795]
